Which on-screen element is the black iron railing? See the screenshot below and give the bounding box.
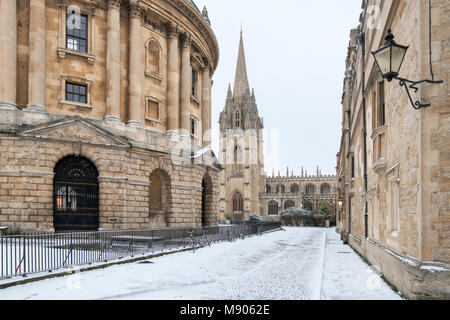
[0,222,281,280]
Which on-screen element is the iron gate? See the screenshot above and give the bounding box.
[53,156,99,231]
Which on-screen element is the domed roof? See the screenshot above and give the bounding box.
[186,0,201,13]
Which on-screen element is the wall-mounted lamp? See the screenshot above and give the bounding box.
[372,29,443,109]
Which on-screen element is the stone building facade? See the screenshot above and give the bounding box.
[260,168,336,217]
[336,0,449,299]
[218,31,265,221]
[0,0,221,233]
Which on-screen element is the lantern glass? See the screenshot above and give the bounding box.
[373,46,392,76]
[372,29,408,81]
[391,45,408,75]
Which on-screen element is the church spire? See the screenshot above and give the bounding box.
[227,83,233,98]
[233,30,250,98]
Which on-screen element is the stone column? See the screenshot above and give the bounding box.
[166,24,180,134]
[201,63,212,147]
[180,35,192,136]
[0,0,17,110]
[26,0,46,112]
[105,0,122,122]
[127,2,143,127]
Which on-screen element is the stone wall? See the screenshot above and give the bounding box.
[336,0,449,299]
[0,112,220,233]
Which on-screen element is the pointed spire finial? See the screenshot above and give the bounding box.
[233,28,250,98]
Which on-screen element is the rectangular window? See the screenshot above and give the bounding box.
[387,177,399,236]
[66,12,88,53]
[351,156,355,179]
[191,119,196,136]
[378,81,385,127]
[146,100,160,121]
[192,70,197,97]
[66,82,87,104]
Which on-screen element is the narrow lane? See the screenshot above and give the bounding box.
[0,228,402,300]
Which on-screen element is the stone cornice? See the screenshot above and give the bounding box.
[163,0,219,73]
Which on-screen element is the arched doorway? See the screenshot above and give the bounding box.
[201,175,214,226]
[149,169,171,227]
[53,156,99,231]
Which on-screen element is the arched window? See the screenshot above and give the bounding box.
[306,184,316,195]
[233,192,243,213]
[291,184,299,194]
[268,201,279,216]
[235,111,241,128]
[285,200,295,210]
[146,39,160,77]
[321,184,331,194]
[266,185,272,194]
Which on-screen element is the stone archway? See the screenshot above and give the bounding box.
[201,174,214,226]
[53,155,99,231]
[149,169,171,227]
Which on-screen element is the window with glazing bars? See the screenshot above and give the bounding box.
[66,12,88,53]
[66,82,87,104]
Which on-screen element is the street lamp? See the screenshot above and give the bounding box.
[338,199,344,210]
[371,28,443,109]
[372,29,408,82]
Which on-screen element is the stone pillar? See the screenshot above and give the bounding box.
[180,35,192,136]
[166,24,180,134]
[127,2,143,127]
[105,0,122,123]
[201,63,212,147]
[26,0,46,112]
[0,0,17,110]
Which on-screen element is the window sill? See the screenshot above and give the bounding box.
[373,158,387,175]
[60,99,92,109]
[145,72,163,82]
[57,47,96,65]
[190,95,200,107]
[371,124,387,140]
[145,117,161,124]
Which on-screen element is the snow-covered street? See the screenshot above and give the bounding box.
[0,227,402,300]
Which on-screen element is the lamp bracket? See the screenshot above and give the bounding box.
[397,77,444,109]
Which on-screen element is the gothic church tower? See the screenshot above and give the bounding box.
[219,31,265,220]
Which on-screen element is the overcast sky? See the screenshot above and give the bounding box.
[196,0,362,176]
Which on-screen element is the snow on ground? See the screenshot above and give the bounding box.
[0,227,402,300]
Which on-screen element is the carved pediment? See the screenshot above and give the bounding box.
[18,116,131,148]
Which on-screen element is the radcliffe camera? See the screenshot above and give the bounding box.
[0,0,448,310]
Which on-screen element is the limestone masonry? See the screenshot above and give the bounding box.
[336,0,449,299]
[0,0,220,232]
